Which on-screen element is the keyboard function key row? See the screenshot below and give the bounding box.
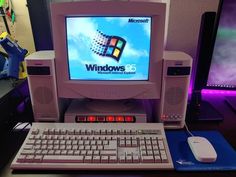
[39,129,161,135]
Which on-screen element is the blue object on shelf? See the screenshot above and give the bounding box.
[0,54,8,79]
[166,131,236,171]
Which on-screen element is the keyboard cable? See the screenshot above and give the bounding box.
[184,122,194,137]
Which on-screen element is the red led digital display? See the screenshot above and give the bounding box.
[106,116,115,122]
[116,116,124,122]
[97,116,106,122]
[76,115,135,123]
[76,116,86,122]
[87,116,96,122]
[125,116,134,122]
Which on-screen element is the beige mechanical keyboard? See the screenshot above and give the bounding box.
[11,123,173,170]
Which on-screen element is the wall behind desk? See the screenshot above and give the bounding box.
[166,0,219,60]
[0,0,35,53]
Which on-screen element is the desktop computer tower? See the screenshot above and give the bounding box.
[25,50,66,122]
[156,51,192,129]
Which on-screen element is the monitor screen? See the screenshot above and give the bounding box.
[66,16,151,81]
[207,0,236,89]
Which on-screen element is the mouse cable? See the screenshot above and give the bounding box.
[184,122,194,137]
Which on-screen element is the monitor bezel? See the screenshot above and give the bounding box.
[51,1,166,99]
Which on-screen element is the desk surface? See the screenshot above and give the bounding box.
[0,79,14,99]
[0,94,236,177]
[0,79,28,124]
[0,79,26,99]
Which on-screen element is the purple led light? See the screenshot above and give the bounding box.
[188,84,193,95]
[201,89,236,95]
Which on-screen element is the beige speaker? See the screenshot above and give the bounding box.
[26,50,61,122]
[157,51,192,129]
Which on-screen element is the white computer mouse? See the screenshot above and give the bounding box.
[187,136,217,163]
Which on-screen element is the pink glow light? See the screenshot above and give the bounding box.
[201,89,236,95]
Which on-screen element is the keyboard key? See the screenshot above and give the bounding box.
[132,140,138,147]
[43,155,84,163]
[31,128,39,135]
[161,154,168,163]
[23,145,33,150]
[80,150,86,155]
[87,150,93,156]
[100,150,117,156]
[74,150,80,155]
[154,155,161,163]
[48,150,54,155]
[21,150,35,155]
[93,156,100,163]
[126,140,132,147]
[119,140,125,147]
[126,156,132,163]
[61,150,67,155]
[133,156,140,163]
[84,156,92,163]
[109,156,117,163]
[158,140,164,148]
[34,155,43,163]
[147,150,153,156]
[67,150,74,155]
[101,156,109,163]
[25,155,34,162]
[142,156,154,163]
[93,150,99,155]
[119,156,126,163]
[17,155,26,163]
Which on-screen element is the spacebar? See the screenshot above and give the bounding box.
[43,155,84,163]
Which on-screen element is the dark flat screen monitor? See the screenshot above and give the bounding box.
[206,0,236,112]
[191,0,236,120]
[188,1,224,121]
[207,0,236,90]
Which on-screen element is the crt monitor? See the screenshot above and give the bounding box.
[50,1,166,100]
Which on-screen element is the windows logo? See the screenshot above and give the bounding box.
[91,30,126,62]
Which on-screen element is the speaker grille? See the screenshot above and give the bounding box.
[165,87,184,105]
[34,87,53,104]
